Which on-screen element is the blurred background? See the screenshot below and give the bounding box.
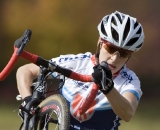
[0,0,159,129]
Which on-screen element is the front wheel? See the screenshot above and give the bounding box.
[32,94,70,130]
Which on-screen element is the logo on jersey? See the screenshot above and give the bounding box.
[120,71,133,83]
[59,54,91,63]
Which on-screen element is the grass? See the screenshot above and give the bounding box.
[0,102,22,130]
[0,99,159,130]
[119,99,160,130]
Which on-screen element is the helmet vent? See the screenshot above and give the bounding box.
[134,22,138,29]
[115,13,122,24]
[136,42,143,48]
[111,27,119,42]
[123,18,130,41]
[111,17,117,26]
[101,22,108,37]
[137,27,142,34]
[126,37,138,46]
[111,16,119,42]
[135,21,142,34]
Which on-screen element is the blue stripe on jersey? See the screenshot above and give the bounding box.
[61,85,73,102]
[121,89,140,102]
[96,102,112,110]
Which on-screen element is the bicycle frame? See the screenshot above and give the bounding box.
[19,67,50,130]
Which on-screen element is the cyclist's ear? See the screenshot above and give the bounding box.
[99,42,103,49]
[97,38,103,49]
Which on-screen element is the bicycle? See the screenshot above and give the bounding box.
[1,29,106,130]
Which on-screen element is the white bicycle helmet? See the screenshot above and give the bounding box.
[98,11,144,52]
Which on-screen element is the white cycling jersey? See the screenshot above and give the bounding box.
[50,52,142,130]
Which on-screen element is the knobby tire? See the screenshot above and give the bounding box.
[27,94,70,130]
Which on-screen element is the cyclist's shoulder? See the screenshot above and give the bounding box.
[117,65,142,99]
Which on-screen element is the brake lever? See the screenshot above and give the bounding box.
[15,29,32,55]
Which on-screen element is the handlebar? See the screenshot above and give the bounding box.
[0,29,99,115]
[0,30,32,81]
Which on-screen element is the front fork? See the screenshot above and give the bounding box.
[19,67,49,130]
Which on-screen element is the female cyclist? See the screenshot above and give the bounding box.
[16,11,144,129]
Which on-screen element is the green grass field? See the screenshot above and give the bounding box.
[0,99,159,130]
[119,99,160,130]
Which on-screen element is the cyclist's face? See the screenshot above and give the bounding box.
[98,39,132,74]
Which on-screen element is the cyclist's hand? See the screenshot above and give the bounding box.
[92,61,114,95]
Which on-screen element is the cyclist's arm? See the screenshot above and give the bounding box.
[16,63,40,99]
[105,88,138,122]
